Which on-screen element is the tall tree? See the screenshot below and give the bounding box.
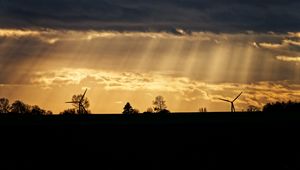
[0,98,10,114]
[153,96,167,113]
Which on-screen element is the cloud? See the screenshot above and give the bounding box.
[288,32,300,38]
[31,68,202,92]
[0,29,299,85]
[29,68,300,109]
[0,28,218,42]
[114,101,123,104]
[0,0,300,33]
[1,67,299,112]
[256,33,300,56]
[0,29,40,37]
[276,56,300,62]
[0,28,60,44]
[259,42,283,49]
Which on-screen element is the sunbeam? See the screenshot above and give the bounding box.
[0,29,299,113]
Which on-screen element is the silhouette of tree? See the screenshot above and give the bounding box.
[152,96,170,114]
[247,105,261,112]
[132,109,139,114]
[60,108,77,115]
[263,101,300,113]
[153,96,167,113]
[123,102,134,115]
[159,109,171,115]
[143,107,154,115]
[10,100,30,114]
[71,94,90,114]
[0,98,10,114]
[146,107,153,113]
[30,105,47,115]
[46,110,53,115]
[122,102,139,115]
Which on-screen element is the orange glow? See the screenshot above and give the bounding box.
[0,29,299,113]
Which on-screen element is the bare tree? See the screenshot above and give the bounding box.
[71,94,90,114]
[153,96,167,113]
[0,98,10,114]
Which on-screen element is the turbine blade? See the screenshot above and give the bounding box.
[217,98,231,103]
[66,101,77,104]
[232,92,243,102]
[80,89,88,102]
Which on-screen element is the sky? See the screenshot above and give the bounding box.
[0,0,300,113]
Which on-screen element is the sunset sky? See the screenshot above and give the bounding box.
[0,0,300,113]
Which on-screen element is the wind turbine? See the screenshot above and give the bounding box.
[66,89,88,114]
[218,92,243,112]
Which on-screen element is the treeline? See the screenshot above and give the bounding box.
[0,98,52,115]
[262,101,300,113]
[0,97,299,115]
[122,96,171,115]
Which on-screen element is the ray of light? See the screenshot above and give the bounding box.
[0,29,299,113]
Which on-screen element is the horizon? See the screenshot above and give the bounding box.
[0,0,299,113]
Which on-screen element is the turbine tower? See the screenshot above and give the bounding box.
[218,92,243,112]
[66,89,88,114]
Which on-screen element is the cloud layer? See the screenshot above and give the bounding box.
[0,29,300,85]
[0,29,299,113]
[30,68,300,110]
[0,0,300,32]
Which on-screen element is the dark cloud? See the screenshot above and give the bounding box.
[0,0,299,32]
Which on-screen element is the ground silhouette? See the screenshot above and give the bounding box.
[0,95,300,168]
[0,112,300,168]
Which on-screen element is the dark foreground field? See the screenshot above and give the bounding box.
[0,112,300,169]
